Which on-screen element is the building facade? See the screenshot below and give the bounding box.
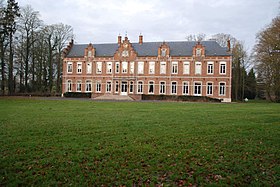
[62,35,232,102]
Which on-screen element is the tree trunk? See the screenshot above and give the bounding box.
[8,32,14,95]
[0,40,5,95]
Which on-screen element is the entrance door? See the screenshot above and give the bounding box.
[121,81,128,95]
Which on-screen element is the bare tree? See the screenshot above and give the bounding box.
[254,16,280,102]
[17,5,41,92]
[185,33,206,42]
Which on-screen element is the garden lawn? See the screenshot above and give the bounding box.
[0,98,279,186]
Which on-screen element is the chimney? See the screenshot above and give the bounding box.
[227,39,231,52]
[118,35,122,45]
[139,34,143,44]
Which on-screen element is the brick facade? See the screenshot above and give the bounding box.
[62,35,232,102]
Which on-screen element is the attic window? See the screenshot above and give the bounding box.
[161,48,166,57]
[196,48,201,56]
[88,50,92,57]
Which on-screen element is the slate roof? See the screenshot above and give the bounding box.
[66,40,230,58]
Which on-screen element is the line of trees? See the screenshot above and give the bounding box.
[0,0,74,96]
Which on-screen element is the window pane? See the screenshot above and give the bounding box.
[183,62,190,74]
[160,62,166,74]
[138,62,144,74]
[149,62,155,74]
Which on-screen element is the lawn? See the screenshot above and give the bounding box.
[0,98,279,186]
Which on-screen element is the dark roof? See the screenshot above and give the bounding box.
[66,40,230,58]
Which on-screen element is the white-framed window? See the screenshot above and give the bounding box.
[137,81,143,93]
[220,62,226,74]
[149,62,155,74]
[183,62,190,74]
[86,62,92,74]
[88,50,92,57]
[160,62,166,74]
[148,81,154,94]
[67,62,73,73]
[115,81,119,93]
[171,82,177,94]
[172,61,178,74]
[96,62,102,74]
[138,61,144,74]
[159,81,166,94]
[196,48,202,56]
[76,81,82,92]
[67,80,72,92]
[96,81,101,92]
[195,62,202,75]
[207,62,214,74]
[194,82,202,96]
[207,82,213,95]
[115,62,120,73]
[77,62,82,73]
[130,62,134,74]
[219,82,226,96]
[106,62,112,74]
[182,81,189,95]
[86,80,92,92]
[129,81,134,93]
[122,61,128,73]
[106,81,112,93]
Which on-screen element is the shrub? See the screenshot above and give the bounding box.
[63,92,91,98]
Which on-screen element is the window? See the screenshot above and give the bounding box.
[87,62,92,74]
[171,82,177,94]
[115,62,120,73]
[96,81,101,92]
[130,62,134,74]
[194,82,202,96]
[137,81,143,93]
[207,62,214,74]
[149,62,155,74]
[129,81,134,93]
[67,62,73,73]
[76,81,82,92]
[148,81,154,94]
[195,62,201,75]
[183,62,190,74]
[88,50,92,57]
[182,82,189,95]
[106,82,112,93]
[207,82,213,95]
[196,48,201,56]
[96,62,102,74]
[77,62,82,73]
[220,62,226,74]
[138,61,144,74]
[115,81,119,93]
[86,80,92,92]
[160,62,166,74]
[159,82,165,94]
[219,82,226,96]
[122,62,128,73]
[67,80,72,92]
[107,62,112,74]
[172,61,178,74]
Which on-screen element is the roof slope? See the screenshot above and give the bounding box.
[66,40,229,58]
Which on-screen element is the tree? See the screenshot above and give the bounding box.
[254,16,280,102]
[17,5,41,92]
[244,68,257,99]
[0,0,20,95]
[5,0,20,95]
[185,33,206,42]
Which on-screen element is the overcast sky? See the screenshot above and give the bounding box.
[17,0,279,52]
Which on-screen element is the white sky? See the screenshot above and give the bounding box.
[17,0,279,53]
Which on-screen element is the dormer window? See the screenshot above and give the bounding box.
[196,48,201,56]
[88,50,92,57]
[161,48,166,57]
[122,50,129,57]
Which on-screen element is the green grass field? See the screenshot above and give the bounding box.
[0,98,279,186]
